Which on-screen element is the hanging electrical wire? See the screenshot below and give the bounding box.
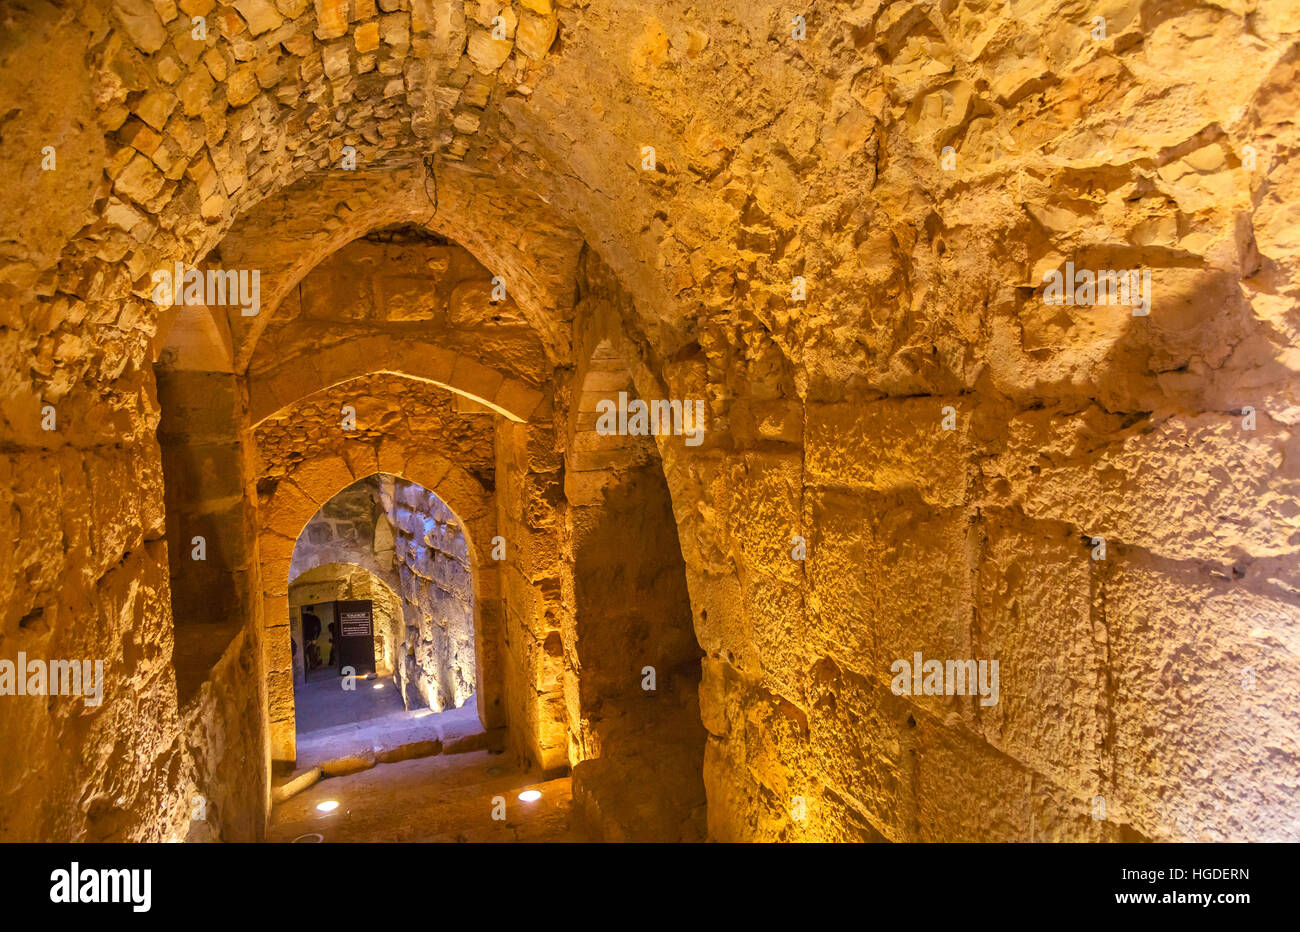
[422,153,438,215]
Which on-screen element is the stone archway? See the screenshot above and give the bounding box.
[257,445,499,768]
[561,309,708,841]
[247,341,544,427]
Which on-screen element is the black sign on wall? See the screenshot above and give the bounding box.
[335,600,376,676]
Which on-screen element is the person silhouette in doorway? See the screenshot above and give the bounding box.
[302,606,322,671]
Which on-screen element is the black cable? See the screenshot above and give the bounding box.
[422,154,438,214]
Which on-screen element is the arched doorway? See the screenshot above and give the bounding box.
[564,338,708,841]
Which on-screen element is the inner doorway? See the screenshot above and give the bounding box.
[293,599,378,681]
[279,475,492,775]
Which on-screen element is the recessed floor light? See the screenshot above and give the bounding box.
[316,800,340,812]
[518,790,541,803]
[372,683,384,689]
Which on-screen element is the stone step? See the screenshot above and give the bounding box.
[273,714,506,803]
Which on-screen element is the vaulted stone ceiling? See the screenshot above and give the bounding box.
[1,0,1298,845]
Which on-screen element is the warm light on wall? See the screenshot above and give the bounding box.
[518,790,541,803]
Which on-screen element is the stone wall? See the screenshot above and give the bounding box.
[156,367,258,703]
[575,222,1300,843]
[376,475,476,711]
[495,417,569,772]
[560,306,706,840]
[290,475,395,582]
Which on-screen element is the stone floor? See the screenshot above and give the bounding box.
[294,669,407,733]
[267,749,581,842]
[270,676,563,841]
[290,674,498,775]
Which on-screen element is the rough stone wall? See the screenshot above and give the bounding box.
[375,475,476,711]
[156,367,259,703]
[250,227,550,384]
[178,625,269,841]
[500,3,1299,843]
[494,417,569,772]
[557,299,706,839]
[565,449,707,841]
[253,372,496,485]
[289,474,397,584]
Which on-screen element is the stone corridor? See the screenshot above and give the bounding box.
[1,0,1299,845]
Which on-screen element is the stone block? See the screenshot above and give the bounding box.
[807,397,970,507]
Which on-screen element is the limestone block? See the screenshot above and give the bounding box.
[1029,775,1117,843]
[973,512,1104,797]
[314,0,349,38]
[340,440,381,480]
[135,89,176,131]
[806,661,910,840]
[811,786,890,842]
[262,480,319,537]
[448,354,505,403]
[232,0,284,35]
[288,454,356,504]
[514,11,555,60]
[1107,555,1300,841]
[378,12,410,50]
[376,435,407,476]
[986,408,1300,576]
[493,380,544,421]
[433,468,488,520]
[114,0,169,53]
[807,488,971,702]
[321,40,352,80]
[380,275,441,320]
[401,451,452,490]
[115,154,167,204]
[723,451,801,585]
[807,397,970,507]
[741,570,808,701]
[265,618,294,676]
[176,69,216,116]
[258,532,298,584]
[392,342,458,383]
[226,65,261,106]
[355,20,380,53]
[912,717,1035,842]
[466,27,512,74]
